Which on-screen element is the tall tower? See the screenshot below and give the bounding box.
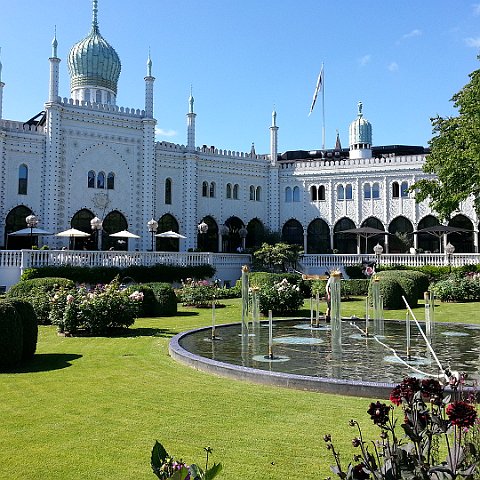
[144,52,155,118]
[0,48,4,119]
[349,101,372,160]
[269,109,278,165]
[268,109,280,233]
[48,30,61,103]
[186,88,196,151]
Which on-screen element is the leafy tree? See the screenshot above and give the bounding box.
[413,56,480,220]
[253,242,303,272]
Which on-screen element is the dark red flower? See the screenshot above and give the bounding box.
[367,401,390,426]
[421,378,444,404]
[446,401,477,428]
[351,463,370,480]
[390,385,403,406]
[389,377,421,405]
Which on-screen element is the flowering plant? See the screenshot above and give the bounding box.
[178,279,219,308]
[325,376,478,480]
[151,441,222,480]
[49,278,142,335]
[257,278,303,315]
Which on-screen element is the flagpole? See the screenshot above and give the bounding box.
[322,64,325,150]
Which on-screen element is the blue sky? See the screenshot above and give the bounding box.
[1,0,479,154]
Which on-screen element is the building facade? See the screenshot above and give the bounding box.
[0,1,478,254]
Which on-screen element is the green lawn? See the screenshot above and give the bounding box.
[0,297,477,480]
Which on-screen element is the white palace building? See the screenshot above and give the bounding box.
[0,0,478,277]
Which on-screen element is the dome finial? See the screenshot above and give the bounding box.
[0,47,2,83]
[52,26,58,58]
[189,85,194,113]
[92,0,99,32]
[358,101,363,118]
[147,48,152,77]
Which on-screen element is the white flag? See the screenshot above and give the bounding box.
[308,65,324,116]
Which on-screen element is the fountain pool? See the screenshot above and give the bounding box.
[169,319,480,398]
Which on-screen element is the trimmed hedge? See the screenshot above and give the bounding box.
[4,299,38,360]
[6,277,75,324]
[125,283,178,317]
[0,301,23,369]
[21,264,216,284]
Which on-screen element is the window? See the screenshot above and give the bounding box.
[96,90,102,103]
[107,172,115,190]
[293,186,300,202]
[392,181,399,198]
[318,185,325,201]
[88,170,96,189]
[364,183,371,199]
[97,171,105,189]
[337,185,345,200]
[226,183,232,199]
[256,186,261,201]
[401,181,409,198]
[85,88,90,102]
[18,164,28,195]
[202,181,208,197]
[249,185,255,201]
[345,184,353,200]
[233,184,239,200]
[285,187,292,203]
[209,182,216,198]
[106,92,111,104]
[372,182,380,199]
[311,185,317,201]
[165,178,172,204]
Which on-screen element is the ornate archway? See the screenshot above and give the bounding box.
[388,216,414,253]
[71,208,95,250]
[417,215,440,253]
[333,217,356,253]
[156,214,180,252]
[197,216,218,252]
[361,217,386,253]
[246,218,265,250]
[449,215,474,253]
[307,218,330,253]
[5,205,35,249]
[102,210,128,251]
[282,219,304,247]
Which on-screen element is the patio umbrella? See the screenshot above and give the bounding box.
[56,228,91,250]
[9,227,53,236]
[413,225,471,253]
[109,230,141,239]
[155,230,186,239]
[338,226,388,254]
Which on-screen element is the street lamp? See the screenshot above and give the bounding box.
[239,226,248,252]
[90,216,103,250]
[26,214,38,249]
[198,220,208,251]
[445,242,455,272]
[373,243,383,267]
[220,224,229,252]
[147,218,158,251]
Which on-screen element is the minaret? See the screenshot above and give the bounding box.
[48,28,61,103]
[269,109,278,165]
[349,101,372,160]
[186,87,196,151]
[0,47,4,119]
[144,51,155,118]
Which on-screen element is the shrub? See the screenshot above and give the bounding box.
[310,279,370,298]
[143,282,178,316]
[369,276,404,309]
[257,278,304,315]
[373,270,425,307]
[433,273,480,302]
[7,277,75,324]
[0,301,23,369]
[248,272,309,296]
[178,279,218,307]
[345,265,364,279]
[5,299,38,360]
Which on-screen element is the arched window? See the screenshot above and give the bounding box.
[401,181,409,198]
[18,164,28,195]
[318,185,326,201]
[88,170,96,188]
[285,187,293,203]
[372,182,380,199]
[85,88,91,102]
[106,92,111,104]
[165,178,172,204]
[337,185,345,200]
[256,186,261,201]
[363,183,371,199]
[311,185,318,202]
[107,172,115,190]
[96,90,102,103]
[97,171,105,189]
[226,183,232,199]
[392,181,400,198]
[202,181,208,197]
[233,184,239,199]
[249,185,255,201]
[293,186,300,202]
[345,184,353,200]
[209,182,216,198]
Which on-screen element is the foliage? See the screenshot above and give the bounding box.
[412,56,480,219]
[257,278,303,315]
[372,271,424,308]
[4,299,38,360]
[143,282,178,316]
[0,300,23,369]
[325,376,478,480]
[310,279,370,298]
[394,231,413,252]
[178,279,220,308]
[48,278,142,335]
[21,264,216,284]
[345,265,365,279]
[253,242,303,273]
[151,441,222,480]
[6,277,75,324]
[433,272,480,302]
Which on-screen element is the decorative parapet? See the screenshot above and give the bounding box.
[58,97,145,117]
[0,120,45,134]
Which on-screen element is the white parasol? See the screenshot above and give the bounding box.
[109,230,141,239]
[155,230,186,239]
